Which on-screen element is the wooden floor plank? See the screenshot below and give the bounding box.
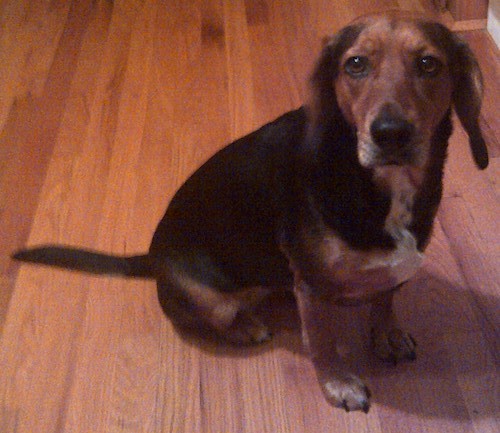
[0,1,498,432]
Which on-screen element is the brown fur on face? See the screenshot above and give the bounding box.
[305,11,487,171]
[334,15,453,170]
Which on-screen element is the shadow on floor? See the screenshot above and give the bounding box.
[173,269,499,420]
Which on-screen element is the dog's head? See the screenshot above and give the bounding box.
[310,13,489,170]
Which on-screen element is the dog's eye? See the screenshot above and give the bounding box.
[344,56,370,77]
[417,55,442,76]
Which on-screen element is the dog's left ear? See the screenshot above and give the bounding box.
[450,35,489,169]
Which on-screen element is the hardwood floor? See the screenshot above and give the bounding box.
[0,1,498,432]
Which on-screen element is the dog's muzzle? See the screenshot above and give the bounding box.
[369,112,416,166]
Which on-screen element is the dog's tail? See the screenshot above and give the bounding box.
[12,246,155,279]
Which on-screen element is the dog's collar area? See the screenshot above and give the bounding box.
[372,164,425,191]
[333,288,401,306]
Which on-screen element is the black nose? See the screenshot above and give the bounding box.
[370,115,415,147]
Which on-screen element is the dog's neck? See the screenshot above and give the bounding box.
[301,111,451,251]
[372,165,424,241]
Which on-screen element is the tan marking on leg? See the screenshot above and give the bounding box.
[173,269,271,343]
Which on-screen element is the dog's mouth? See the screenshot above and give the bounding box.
[378,156,416,169]
[358,128,432,170]
[357,109,427,169]
[358,139,417,168]
[377,152,414,167]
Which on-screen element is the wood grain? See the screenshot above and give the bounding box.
[447,0,488,21]
[1,1,498,432]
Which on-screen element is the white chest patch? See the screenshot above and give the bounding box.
[321,166,424,297]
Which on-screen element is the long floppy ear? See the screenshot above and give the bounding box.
[450,35,489,169]
[309,24,363,126]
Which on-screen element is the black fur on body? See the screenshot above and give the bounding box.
[12,105,452,294]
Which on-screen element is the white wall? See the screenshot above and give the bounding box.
[488,0,500,47]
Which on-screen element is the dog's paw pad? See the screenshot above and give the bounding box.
[371,327,416,364]
[322,376,371,413]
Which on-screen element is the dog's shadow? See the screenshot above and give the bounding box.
[176,270,499,420]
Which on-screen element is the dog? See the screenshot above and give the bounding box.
[13,12,489,412]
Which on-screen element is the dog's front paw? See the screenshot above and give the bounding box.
[321,376,371,413]
[371,326,416,364]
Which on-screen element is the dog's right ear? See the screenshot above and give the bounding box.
[449,34,489,169]
[309,25,363,126]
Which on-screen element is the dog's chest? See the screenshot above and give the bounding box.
[320,167,423,296]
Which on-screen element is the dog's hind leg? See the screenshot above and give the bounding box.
[157,270,272,345]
